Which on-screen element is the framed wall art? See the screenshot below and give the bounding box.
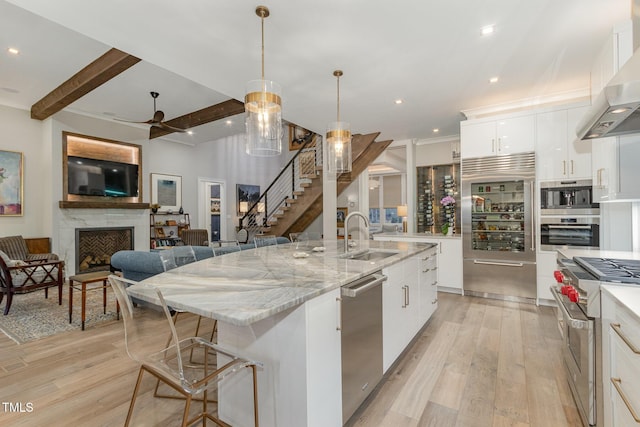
[288,124,315,151]
[151,173,182,213]
[0,150,23,216]
[336,207,348,228]
[236,184,260,215]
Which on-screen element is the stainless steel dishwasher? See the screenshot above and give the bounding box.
[340,272,386,424]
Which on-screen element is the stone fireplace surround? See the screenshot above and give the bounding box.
[57,209,149,276]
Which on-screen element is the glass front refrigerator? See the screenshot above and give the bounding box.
[461,152,537,302]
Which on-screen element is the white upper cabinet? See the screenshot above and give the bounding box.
[461,115,535,159]
[536,107,591,181]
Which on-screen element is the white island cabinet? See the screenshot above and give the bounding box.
[601,285,640,427]
[383,246,438,372]
[134,240,438,427]
[374,233,462,293]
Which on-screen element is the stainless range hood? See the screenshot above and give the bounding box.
[577,49,640,140]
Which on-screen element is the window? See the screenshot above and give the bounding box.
[369,174,404,226]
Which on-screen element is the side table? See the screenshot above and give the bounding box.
[68,271,120,330]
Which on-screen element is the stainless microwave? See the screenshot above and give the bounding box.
[540,180,599,215]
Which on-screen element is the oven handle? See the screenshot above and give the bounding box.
[546,225,593,230]
[550,287,591,329]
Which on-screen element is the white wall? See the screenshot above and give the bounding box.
[0,105,49,238]
[0,104,290,255]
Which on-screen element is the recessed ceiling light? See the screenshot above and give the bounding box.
[489,76,499,84]
[187,130,194,135]
[7,47,19,55]
[481,26,494,36]
[394,99,403,105]
[225,120,233,125]
[433,128,439,133]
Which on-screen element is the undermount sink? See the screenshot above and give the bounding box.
[338,250,398,261]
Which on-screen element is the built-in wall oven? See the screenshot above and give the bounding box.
[540,217,599,250]
[540,180,599,251]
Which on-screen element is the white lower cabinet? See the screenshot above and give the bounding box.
[373,235,462,292]
[536,251,557,301]
[383,247,438,372]
[419,250,438,323]
[601,286,640,427]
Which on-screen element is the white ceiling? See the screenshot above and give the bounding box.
[0,0,631,146]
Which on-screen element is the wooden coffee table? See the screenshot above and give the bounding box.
[68,271,119,330]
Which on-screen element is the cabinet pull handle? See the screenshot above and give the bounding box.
[530,181,536,251]
[422,267,430,273]
[562,160,566,175]
[611,323,640,354]
[571,160,574,175]
[498,138,501,153]
[597,168,603,188]
[336,297,342,331]
[401,286,407,308]
[407,285,410,306]
[611,378,640,423]
[492,139,495,153]
[439,242,442,254]
[431,280,438,286]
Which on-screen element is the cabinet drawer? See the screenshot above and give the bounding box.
[610,323,640,424]
[611,375,640,427]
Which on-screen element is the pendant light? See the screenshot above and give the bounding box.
[326,70,352,174]
[245,5,282,157]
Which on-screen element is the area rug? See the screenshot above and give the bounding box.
[0,287,119,344]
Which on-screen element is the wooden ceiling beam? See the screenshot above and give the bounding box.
[149,99,245,139]
[30,48,141,120]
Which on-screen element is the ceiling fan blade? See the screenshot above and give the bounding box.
[114,117,154,125]
[159,122,188,133]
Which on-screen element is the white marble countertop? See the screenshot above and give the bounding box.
[557,248,640,261]
[373,232,461,240]
[128,240,436,326]
[602,285,640,321]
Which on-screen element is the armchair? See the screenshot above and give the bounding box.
[0,235,59,261]
[0,250,64,315]
[179,229,209,246]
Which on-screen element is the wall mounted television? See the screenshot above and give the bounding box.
[67,156,139,198]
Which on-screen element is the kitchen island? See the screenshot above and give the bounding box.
[129,240,438,427]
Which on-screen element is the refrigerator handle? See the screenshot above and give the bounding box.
[530,181,536,252]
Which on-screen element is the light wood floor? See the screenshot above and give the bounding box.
[0,292,582,426]
[347,292,582,427]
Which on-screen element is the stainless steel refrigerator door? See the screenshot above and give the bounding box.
[461,153,537,299]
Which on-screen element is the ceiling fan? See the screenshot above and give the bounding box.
[116,91,187,134]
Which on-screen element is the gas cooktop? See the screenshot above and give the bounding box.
[573,257,640,284]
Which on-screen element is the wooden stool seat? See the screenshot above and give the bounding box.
[68,271,119,330]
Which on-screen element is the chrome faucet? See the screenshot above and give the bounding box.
[344,211,370,253]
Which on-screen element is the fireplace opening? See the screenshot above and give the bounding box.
[75,227,134,273]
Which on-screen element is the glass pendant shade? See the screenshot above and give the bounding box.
[326,121,352,174]
[245,5,282,157]
[245,79,282,156]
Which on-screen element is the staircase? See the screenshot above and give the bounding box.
[239,132,393,239]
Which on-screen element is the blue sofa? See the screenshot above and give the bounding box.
[111,238,289,282]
